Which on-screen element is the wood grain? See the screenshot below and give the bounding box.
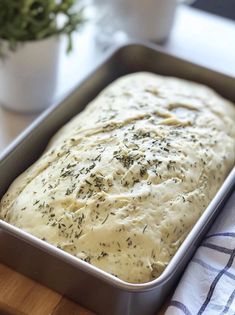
[0,263,169,315]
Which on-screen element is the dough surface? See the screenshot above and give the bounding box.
[1,72,235,283]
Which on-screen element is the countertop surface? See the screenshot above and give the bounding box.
[0,5,234,315]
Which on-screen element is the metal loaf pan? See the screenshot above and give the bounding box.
[0,43,235,315]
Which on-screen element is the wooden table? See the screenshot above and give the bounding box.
[0,5,234,315]
[0,263,169,315]
[0,264,93,315]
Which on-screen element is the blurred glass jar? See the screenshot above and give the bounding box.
[87,0,194,47]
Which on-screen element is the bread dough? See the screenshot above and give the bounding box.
[1,73,235,283]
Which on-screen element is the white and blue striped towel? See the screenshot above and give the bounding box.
[166,189,235,315]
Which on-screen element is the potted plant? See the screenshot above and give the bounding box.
[0,0,84,112]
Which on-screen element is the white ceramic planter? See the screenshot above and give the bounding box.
[0,36,60,113]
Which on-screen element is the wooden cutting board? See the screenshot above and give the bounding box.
[0,263,169,315]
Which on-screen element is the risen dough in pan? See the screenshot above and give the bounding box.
[1,73,235,283]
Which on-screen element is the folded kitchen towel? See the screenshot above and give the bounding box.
[166,188,235,315]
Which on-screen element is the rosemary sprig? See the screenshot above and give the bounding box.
[0,0,85,55]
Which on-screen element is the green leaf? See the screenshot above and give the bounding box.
[0,0,85,55]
